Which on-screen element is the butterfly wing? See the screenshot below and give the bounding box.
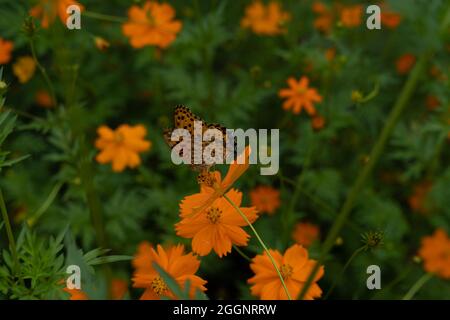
[164,105,234,171]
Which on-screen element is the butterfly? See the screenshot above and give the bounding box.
[163,105,235,173]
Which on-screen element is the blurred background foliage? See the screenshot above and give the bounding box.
[0,0,449,299]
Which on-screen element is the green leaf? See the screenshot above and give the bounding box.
[152,262,186,299]
[86,255,133,266]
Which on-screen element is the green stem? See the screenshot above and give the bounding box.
[0,189,19,272]
[298,48,431,300]
[324,246,366,299]
[223,193,292,300]
[79,159,107,249]
[232,245,251,262]
[78,152,113,298]
[282,141,315,245]
[371,264,412,300]
[402,273,433,300]
[29,38,57,107]
[279,173,363,234]
[83,11,127,23]
[27,182,64,227]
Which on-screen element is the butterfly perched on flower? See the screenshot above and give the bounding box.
[163,105,235,173]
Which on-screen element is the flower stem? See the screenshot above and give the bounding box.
[83,11,127,23]
[0,189,19,272]
[371,264,413,300]
[324,246,366,299]
[298,48,431,300]
[223,193,292,300]
[27,182,64,227]
[29,38,57,107]
[402,273,433,300]
[232,245,251,262]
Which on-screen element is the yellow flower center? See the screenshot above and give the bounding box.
[280,264,293,280]
[114,131,124,143]
[206,207,222,224]
[151,276,168,296]
[296,87,306,95]
[146,11,156,26]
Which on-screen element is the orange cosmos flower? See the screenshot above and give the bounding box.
[179,146,252,219]
[418,229,450,279]
[30,0,84,29]
[122,1,182,49]
[425,95,440,111]
[0,38,13,64]
[380,3,401,29]
[250,185,280,215]
[396,53,416,75]
[35,90,54,108]
[278,76,322,116]
[95,124,151,172]
[312,1,333,33]
[292,222,320,247]
[13,56,36,83]
[132,243,207,299]
[63,287,88,300]
[408,180,432,215]
[339,5,363,28]
[311,115,326,131]
[325,47,336,62]
[248,244,324,300]
[111,279,128,300]
[176,188,258,257]
[241,1,290,35]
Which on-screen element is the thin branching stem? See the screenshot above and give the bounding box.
[223,193,292,300]
[298,37,436,300]
[402,273,433,300]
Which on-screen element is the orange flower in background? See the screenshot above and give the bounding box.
[241,1,290,35]
[0,38,13,64]
[312,1,333,33]
[278,76,322,116]
[111,279,128,300]
[380,3,402,29]
[13,56,36,83]
[30,0,84,29]
[408,180,432,215]
[133,241,153,272]
[63,287,88,300]
[179,146,252,219]
[250,185,280,215]
[176,188,259,257]
[95,124,151,172]
[94,37,110,51]
[396,53,416,75]
[325,47,336,62]
[35,90,54,108]
[292,222,320,247]
[248,244,324,300]
[311,115,325,131]
[425,95,440,111]
[418,229,450,279]
[122,1,182,49]
[132,243,207,299]
[429,66,447,81]
[339,5,363,28]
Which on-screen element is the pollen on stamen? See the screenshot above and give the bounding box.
[151,276,168,296]
[206,207,222,224]
[280,264,293,280]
